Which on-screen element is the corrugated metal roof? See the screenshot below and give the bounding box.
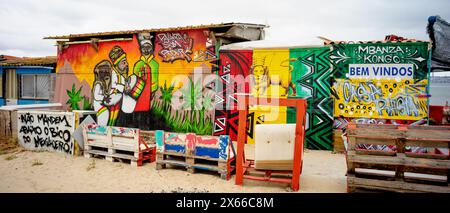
[44,23,268,40]
[0,55,57,67]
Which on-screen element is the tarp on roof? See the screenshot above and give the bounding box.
[428,15,450,72]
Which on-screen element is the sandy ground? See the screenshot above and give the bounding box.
[0,145,347,193]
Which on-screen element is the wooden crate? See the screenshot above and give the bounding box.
[155,131,236,180]
[83,125,156,166]
[346,124,450,193]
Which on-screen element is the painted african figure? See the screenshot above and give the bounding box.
[109,46,145,114]
[92,60,122,126]
[132,33,159,109]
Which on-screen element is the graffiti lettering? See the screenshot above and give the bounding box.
[357,46,406,64]
[343,81,382,103]
[19,125,42,135]
[33,135,72,154]
[17,112,74,155]
[375,94,425,117]
[22,135,31,144]
[358,46,405,55]
[19,113,34,124]
[37,114,71,127]
[156,32,194,62]
[334,79,428,120]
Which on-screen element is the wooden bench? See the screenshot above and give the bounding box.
[155,130,236,180]
[83,125,156,166]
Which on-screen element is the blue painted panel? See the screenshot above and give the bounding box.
[0,99,4,106]
[165,144,185,154]
[17,99,49,105]
[155,130,165,152]
[195,147,219,159]
[219,135,229,160]
[15,67,52,74]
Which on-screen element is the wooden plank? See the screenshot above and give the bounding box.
[347,152,450,169]
[348,174,450,193]
[87,150,138,161]
[405,130,450,140]
[407,126,450,131]
[161,151,225,162]
[347,128,403,138]
[158,159,190,168]
[405,152,449,160]
[355,149,396,156]
[352,124,399,129]
[353,159,448,176]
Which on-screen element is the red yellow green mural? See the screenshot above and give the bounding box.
[54,29,217,134]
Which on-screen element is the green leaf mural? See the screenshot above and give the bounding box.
[66,84,92,110]
[66,84,82,110]
[82,96,92,110]
[152,79,213,135]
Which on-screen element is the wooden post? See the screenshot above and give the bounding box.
[291,100,305,191]
[235,108,248,185]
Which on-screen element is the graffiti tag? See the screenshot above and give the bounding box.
[336,80,427,119]
[156,32,194,63]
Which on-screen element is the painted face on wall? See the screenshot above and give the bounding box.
[141,42,154,56]
[117,58,129,75]
[252,65,267,81]
[94,60,113,91]
[138,32,154,57]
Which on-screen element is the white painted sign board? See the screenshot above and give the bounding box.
[17,111,75,155]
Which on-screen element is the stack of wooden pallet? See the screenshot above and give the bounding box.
[83,125,156,166]
[346,124,450,193]
[155,131,235,180]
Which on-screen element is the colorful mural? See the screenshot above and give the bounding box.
[333,78,428,120]
[330,43,429,80]
[245,49,289,144]
[213,50,252,141]
[55,32,430,151]
[288,47,333,150]
[55,29,216,134]
[216,48,334,148]
[330,42,430,121]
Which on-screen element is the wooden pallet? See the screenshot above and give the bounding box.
[156,151,234,180]
[346,124,450,193]
[83,125,156,167]
[85,144,156,166]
